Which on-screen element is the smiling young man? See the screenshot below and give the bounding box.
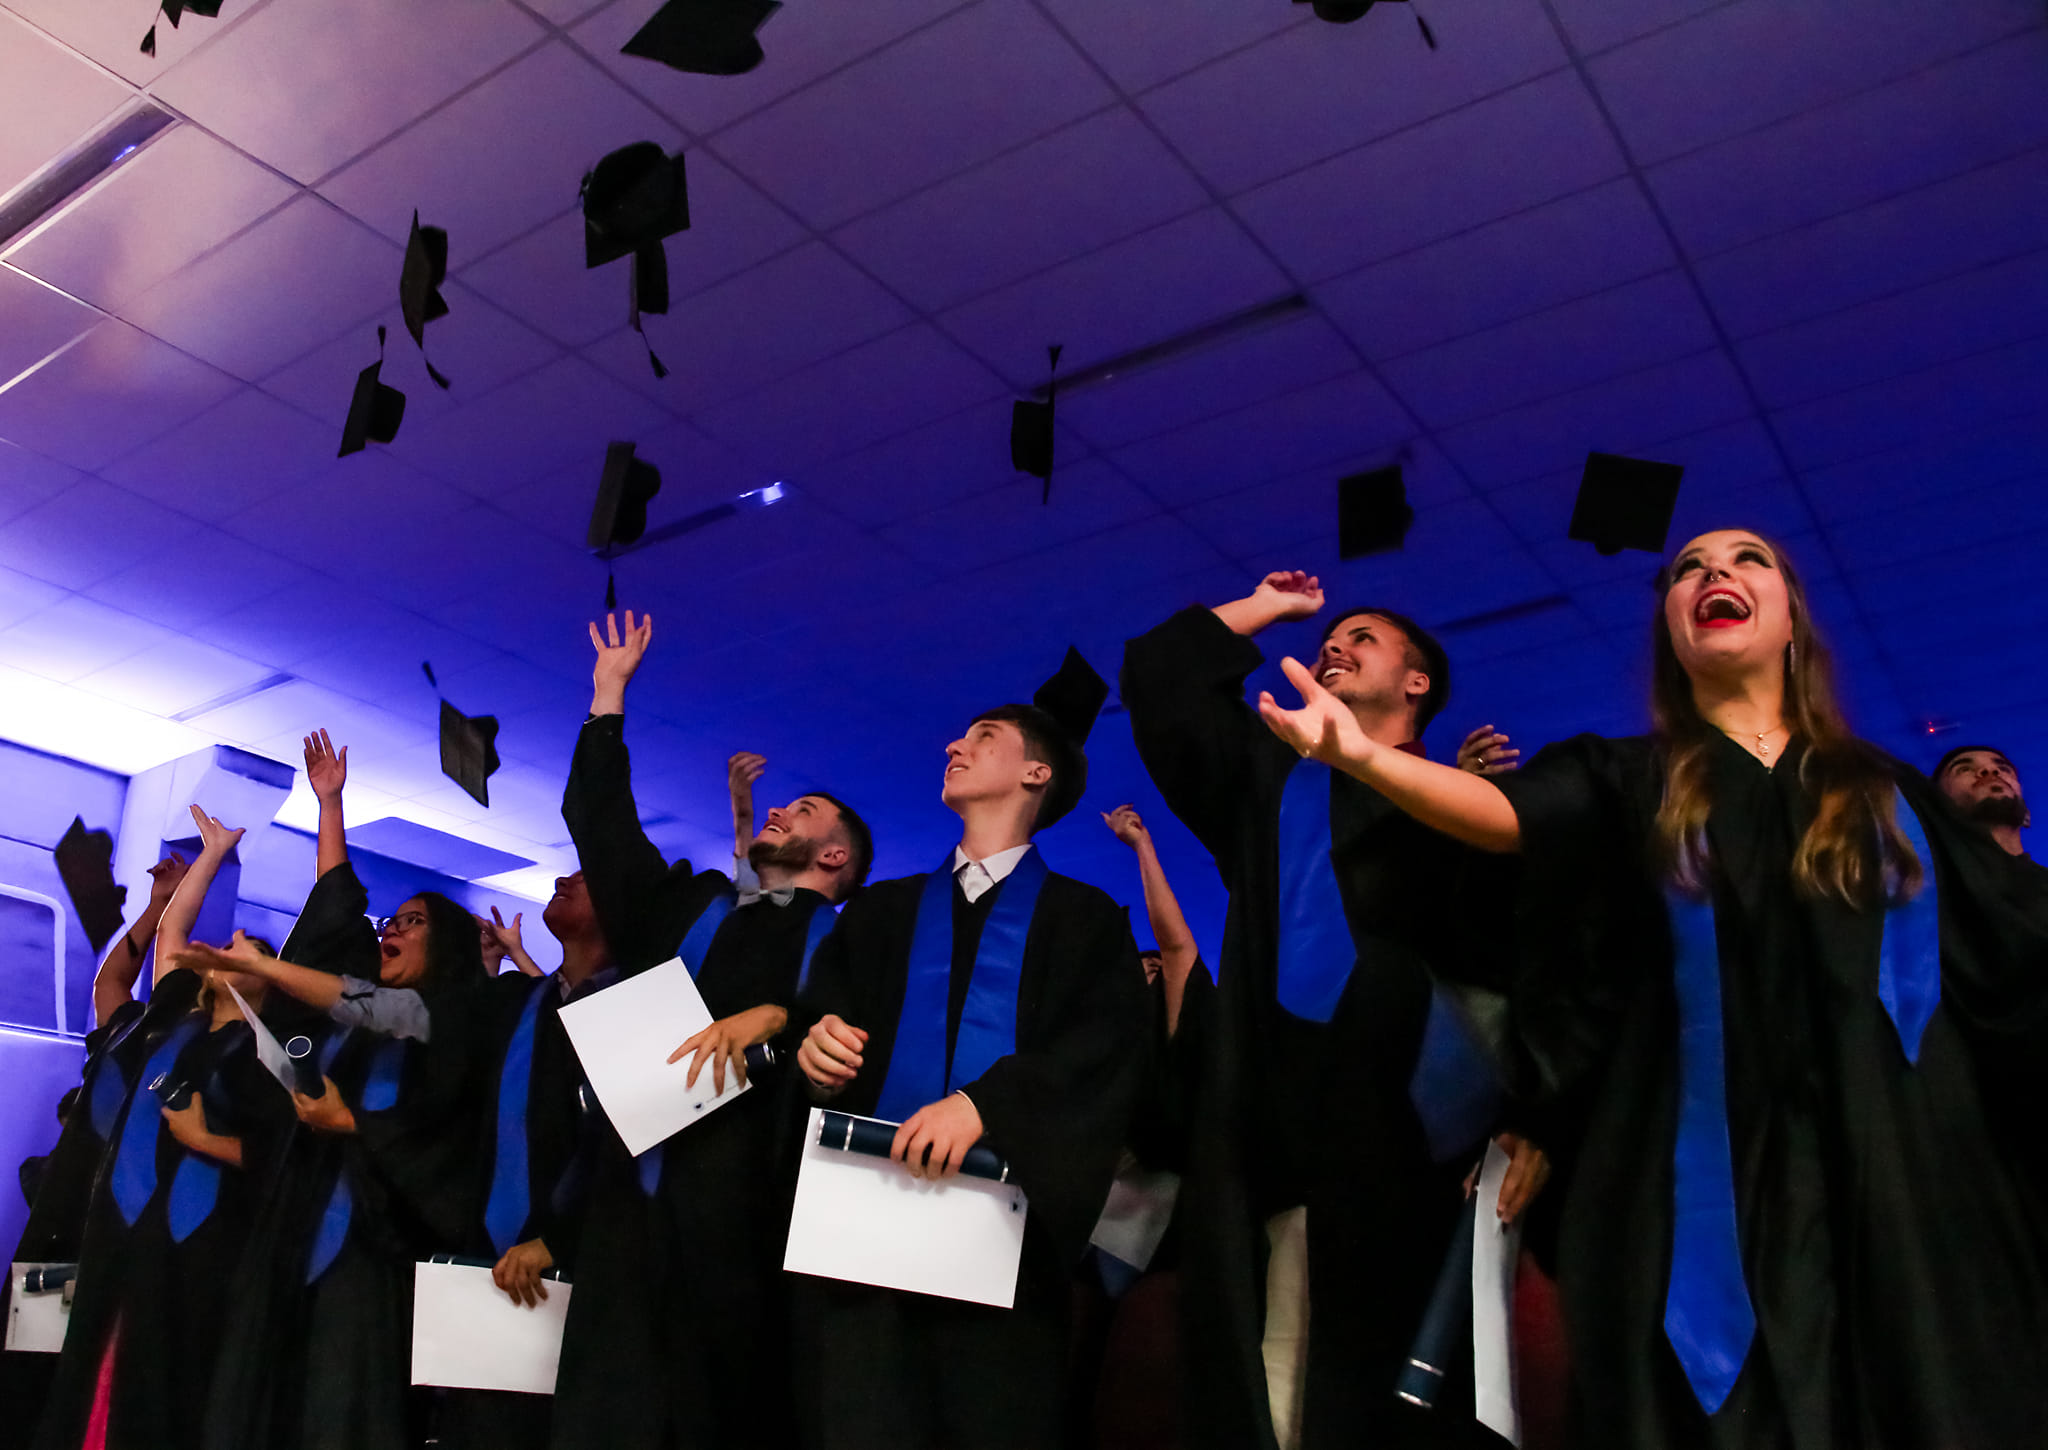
[1122,574,1544,1450]
[790,652,1150,1450]
[552,610,872,1450]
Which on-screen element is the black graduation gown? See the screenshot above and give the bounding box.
[1122,605,1517,1450]
[1495,731,2048,1449]
[34,971,293,1450]
[203,864,487,1450]
[552,712,826,1450]
[1,997,154,1424]
[788,861,1150,1450]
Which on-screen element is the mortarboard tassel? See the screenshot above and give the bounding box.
[605,570,619,612]
[421,660,439,692]
[424,354,451,391]
[628,248,671,380]
[1416,11,1437,49]
[141,23,156,54]
[1042,344,1063,506]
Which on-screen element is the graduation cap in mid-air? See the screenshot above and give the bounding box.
[972,647,1109,830]
[1569,451,1684,557]
[54,817,126,954]
[399,211,452,390]
[582,142,690,379]
[1337,463,1415,560]
[1293,0,1436,48]
[422,663,501,808]
[588,442,663,609]
[622,0,782,76]
[142,0,223,57]
[1010,344,1064,504]
[339,327,406,457]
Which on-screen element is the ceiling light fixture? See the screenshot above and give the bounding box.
[1027,293,1313,401]
[619,478,794,555]
[0,98,179,253]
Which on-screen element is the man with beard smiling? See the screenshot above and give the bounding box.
[550,609,871,1450]
[1934,745,2042,873]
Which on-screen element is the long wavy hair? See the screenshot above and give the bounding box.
[406,891,487,990]
[1650,532,1919,908]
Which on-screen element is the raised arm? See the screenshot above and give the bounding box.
[92,853,187,1026]
[1104,805,1200,1037]
[729,752,765,897]
[303,729,349,878]
[154,805,246,978]
[1211,569,1326,638]
[1259,656,1522,853]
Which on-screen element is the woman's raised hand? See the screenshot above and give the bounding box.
[1257,657,1377,770]
[187,803,247,858]
[303,729,348,803]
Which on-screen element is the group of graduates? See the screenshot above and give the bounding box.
[6,525,2046,1450]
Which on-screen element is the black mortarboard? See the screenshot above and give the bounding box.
[1569,451,1684,556]
[142,0,223,56]
[423,663,501,808]
[1337,464,1415,560]
[54,817,126,953]
[1293,0,1436,47]
[1017,647,1109,828]
[400,211,451,390]
[588,442,662,551]
[622,0,781,76]
[1010,345,1064,503]
[339,327,406,457]
[582,143,690,379]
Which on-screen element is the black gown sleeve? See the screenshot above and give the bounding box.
[1121,605,1268,862]
[562,714,708,970]
[278,860,379,979]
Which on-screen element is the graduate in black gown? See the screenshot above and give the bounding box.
[1253,529,2048,1449]
[1933,744,2046,880]
[35,806,293,1450]
[195,729,488,1450]
[1122,579,1547,1450]
[438,870,616,1450]
[791,650,1151,1450]
[552,610,870,1450]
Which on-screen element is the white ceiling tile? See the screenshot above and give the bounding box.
[1110,371,1415,508]
[1058,312,1361,452]
[520,0,612,22]
[793,401,1020,528]
[582,241,912,408]
[1770,336,2048,471]
[938,208,1292,386]
[3,125,299,311]
[0,265,101,389]
[0,319,240,470]
[1177,438,1472,563]
[0,439,84,527]
[459,152,808,344]
[1696,147,2048,338]
[0,11,135,196]
[99,387,332,519]
[352,502,591,614]
[710,2,1115,228]
[1546,0,1729,59]
[0,562,65,631]
[1315,179,1677,361]
[498,416,762,544]
[1379,271,1720,428]
[1590,0,2040,166]
[0,593,182,682]
[79,524,315,631]
[71,633,276,714]
[574,0,968,135]
[0,0,259,86]
[317,41,684,266]
[689,323,1006,470]
[831,107,1209,313]
[152,0,549,184]
[1233,71,1627,282]
[954,512,1227,602]
[1797,413,2048,523]
[1037,0,1306,94]
[289,610,506,710]
[1737,249,2048,409]
[877,459,1158,573]
[217,450,472,571]
[1139,0,1569,197]
[119,196,398,380]
[1647,30,2048,258]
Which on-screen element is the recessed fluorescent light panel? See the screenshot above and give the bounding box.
[0,98,179,253]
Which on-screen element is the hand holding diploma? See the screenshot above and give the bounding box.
[799,1013,867,1096]
[492,1238,554,1308]
[891,1092,985,1181]
[669,1003,787,1093]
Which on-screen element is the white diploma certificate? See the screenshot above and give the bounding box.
[1471,1139,1524,1446]
[783,1108,1028,1309]
[410,1261,571,1395]
[225,980,294,1093]
[556,956,748,1156]
[6,1263,74,1353]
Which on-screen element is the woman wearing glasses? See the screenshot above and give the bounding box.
[187,729,489,1450]
[1255,530,2048,1450]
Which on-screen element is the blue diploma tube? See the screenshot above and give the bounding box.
[816,1109,1013,1184]
[1395,1191,1478,1409]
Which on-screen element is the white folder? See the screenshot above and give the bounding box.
[410,1261,570,1395]
[556,956,748,1156]
[1471,1139,1524,1446]
[6,1263,74,1353]
[226,981,294,1093]
[782,1108,1027,1309]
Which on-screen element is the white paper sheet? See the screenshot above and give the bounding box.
[410,1261,571,1394]
[6,1263,74,1353]
[1471,1140,1523,1446]
[782,1108,1027,1308]
[1088,1161,1180,1272]
[225,980,294,1092]
[556,957,747,1156]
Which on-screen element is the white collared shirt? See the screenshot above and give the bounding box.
[952,843,1034,904]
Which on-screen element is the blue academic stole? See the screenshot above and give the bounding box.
[304,1030,406,1284]
[485,982,550,1253]
[1662,786,1943,1414]
[109,1016,206,1226]
[873,849,1049,1122]
[1275,758,1501,1163]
